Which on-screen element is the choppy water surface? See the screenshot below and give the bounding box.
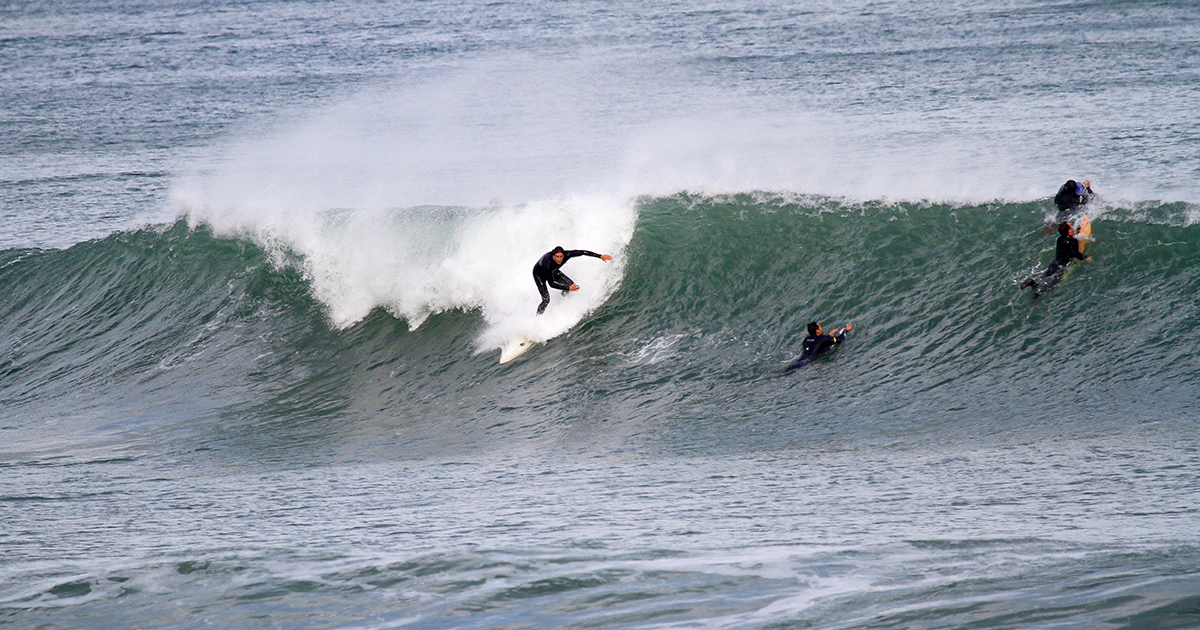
[3,0,1199,628]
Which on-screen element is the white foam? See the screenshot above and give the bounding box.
[171,58,653,348]
[171,54,1196,350]
[178,187,634,348]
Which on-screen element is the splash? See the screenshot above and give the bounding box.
[171,55,1196,350]
[179,192,634,348]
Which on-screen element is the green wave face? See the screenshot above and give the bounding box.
[3,197,1198,459]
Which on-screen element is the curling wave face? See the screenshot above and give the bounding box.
[3,193,1199,459]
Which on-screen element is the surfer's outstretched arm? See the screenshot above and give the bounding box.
[563,250,613,262]
[555,252,612,292]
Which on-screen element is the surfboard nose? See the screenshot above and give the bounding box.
[499,336,535,364]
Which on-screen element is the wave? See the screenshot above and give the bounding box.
[3,194,1199,457]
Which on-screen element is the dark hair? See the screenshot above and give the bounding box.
[1058,222,1071,237]
[807,322,820,336]
[1064,180,1076,190]
[551,246,565,255]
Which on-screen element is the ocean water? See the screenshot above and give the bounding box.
[3,1,1200,628]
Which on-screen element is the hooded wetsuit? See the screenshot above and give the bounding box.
[1053,180,1093,222]
[533,249,603,314]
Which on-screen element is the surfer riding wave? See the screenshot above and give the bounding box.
[532,246,613,315]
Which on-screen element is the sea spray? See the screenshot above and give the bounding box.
[178,193,636,346]
[10,192,1199,459]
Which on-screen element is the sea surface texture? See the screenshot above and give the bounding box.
[3,1,1199,628]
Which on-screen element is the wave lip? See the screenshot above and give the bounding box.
[175,193,637,348]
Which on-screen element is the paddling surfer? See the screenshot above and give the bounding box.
[1052,179,1093,224]
[787,321,853,371]
[1023,222,1091,297]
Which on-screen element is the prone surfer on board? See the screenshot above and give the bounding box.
[787,321,853,372]
[1022,221,1091,298]
[1050,179,1093,227]
[533,246,613,314]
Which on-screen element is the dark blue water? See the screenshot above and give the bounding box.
[3,1,1200,628]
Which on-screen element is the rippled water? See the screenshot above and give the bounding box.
[3,0,1199,627]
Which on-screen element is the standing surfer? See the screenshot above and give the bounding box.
[533,246,613,314]
[1022,221,1091,297]
[787,321,853,371]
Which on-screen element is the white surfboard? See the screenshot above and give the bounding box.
[499,336,536,364]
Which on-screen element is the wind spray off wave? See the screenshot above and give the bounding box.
[169,59,668,352]
[177,192,636,350]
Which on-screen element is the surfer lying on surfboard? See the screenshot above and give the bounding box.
[1052,179,1093,225]
[787,321,853,372]
[533,246,613,314]
[1022,221,1091,298]
[1044,179,1095,234]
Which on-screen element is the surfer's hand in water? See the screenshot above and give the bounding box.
[1085,256,1093,263]
[569,284,580,291]
[601,254,613,261]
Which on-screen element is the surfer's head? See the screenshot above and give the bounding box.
[1058,222,1072,237]
[1064,179,1077,191]
[808,322,821,336]
[551,246,565,264]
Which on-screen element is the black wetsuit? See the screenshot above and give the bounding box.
[787,330,848,371]
[532,249,603,314]
[1029,233,1087,296]
[1053,182,1093,222]
[1045,233,1087,277]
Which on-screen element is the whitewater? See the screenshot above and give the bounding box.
[3,1,1200,629]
